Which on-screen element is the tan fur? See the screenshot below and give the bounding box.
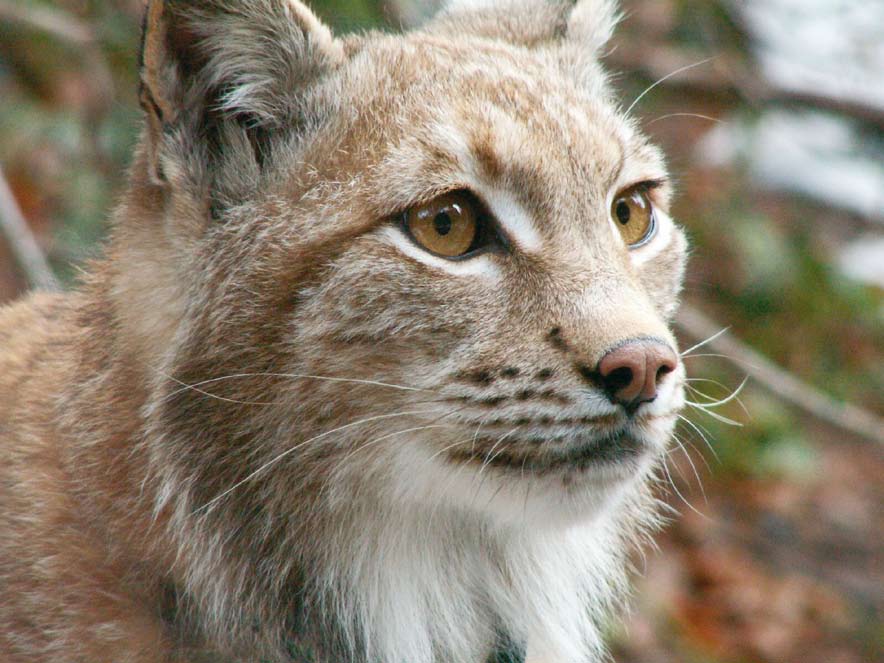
[0,1,687,661]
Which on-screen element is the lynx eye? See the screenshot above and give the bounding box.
[404,191,481,258]
[611,185,656,247]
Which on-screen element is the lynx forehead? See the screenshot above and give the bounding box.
[0,1,688,662]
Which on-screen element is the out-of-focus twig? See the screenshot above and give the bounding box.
[677,304,883,445]
[0,165,59,292]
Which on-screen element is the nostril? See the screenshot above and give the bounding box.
[652,352,678,387]
[656,363,673,382]
[605,366,634,392]
[597,348,645,404]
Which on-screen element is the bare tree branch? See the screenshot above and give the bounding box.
[677,304,883,445]
[0,165,59,292]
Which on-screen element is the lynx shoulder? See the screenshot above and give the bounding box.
[0,1,688,661]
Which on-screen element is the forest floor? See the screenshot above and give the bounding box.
[612,423,882,663]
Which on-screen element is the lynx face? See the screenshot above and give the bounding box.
[134,0,686,535]
[293,46,686,526]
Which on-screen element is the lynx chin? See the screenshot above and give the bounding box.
[0,0,689,661]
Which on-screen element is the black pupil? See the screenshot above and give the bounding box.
[615,200,631,225]
[434,210,453,236]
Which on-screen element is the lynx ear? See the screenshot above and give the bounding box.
[429,0,571,48]
[430,0,618,53]
[565,0,619,54]
[559,0,621,90]
[139,0,342,187]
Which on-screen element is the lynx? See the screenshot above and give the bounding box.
[0,0,688,661]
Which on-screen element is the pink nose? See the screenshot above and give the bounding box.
[597,340,678,408]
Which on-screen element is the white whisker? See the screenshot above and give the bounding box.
[675,431,713,473]
[686,404,743,427]
[680,353,766,378]
[670,434,706,502]
[478,429,519,478]
[341,404,471,467]
[318,415,466,500]
[647,112,723,126]
[192,408,441,514]
[157,369,436,404]
[153,369,282,405]
[341,423,455,465]
[521,454,532,519]
[686,377,750,415]
[677,414,719,461]
[660,454,707,519]
[625,56,718,116]
[679,324,730,357]
[469,427,519,510]
[470,412,493,455]
[424,436,475,465]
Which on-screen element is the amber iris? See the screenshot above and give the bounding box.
[405,191,479,257]
[611,185,655,246]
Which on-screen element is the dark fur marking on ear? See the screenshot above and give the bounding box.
[158,581,182,627]
[246,123,273,170]
[487,629,526,663]
[139,85,165,123]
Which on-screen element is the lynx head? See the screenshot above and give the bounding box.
[114,1,687,656]
[118,0,687,526]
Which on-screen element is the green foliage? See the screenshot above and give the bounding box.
[313,0,387,31]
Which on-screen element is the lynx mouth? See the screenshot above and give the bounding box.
[446,428,648,476]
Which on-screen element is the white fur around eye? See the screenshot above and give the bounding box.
[380,226,502,280]
[480,187,543,254]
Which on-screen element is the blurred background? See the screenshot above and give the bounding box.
[0,1,881,661]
